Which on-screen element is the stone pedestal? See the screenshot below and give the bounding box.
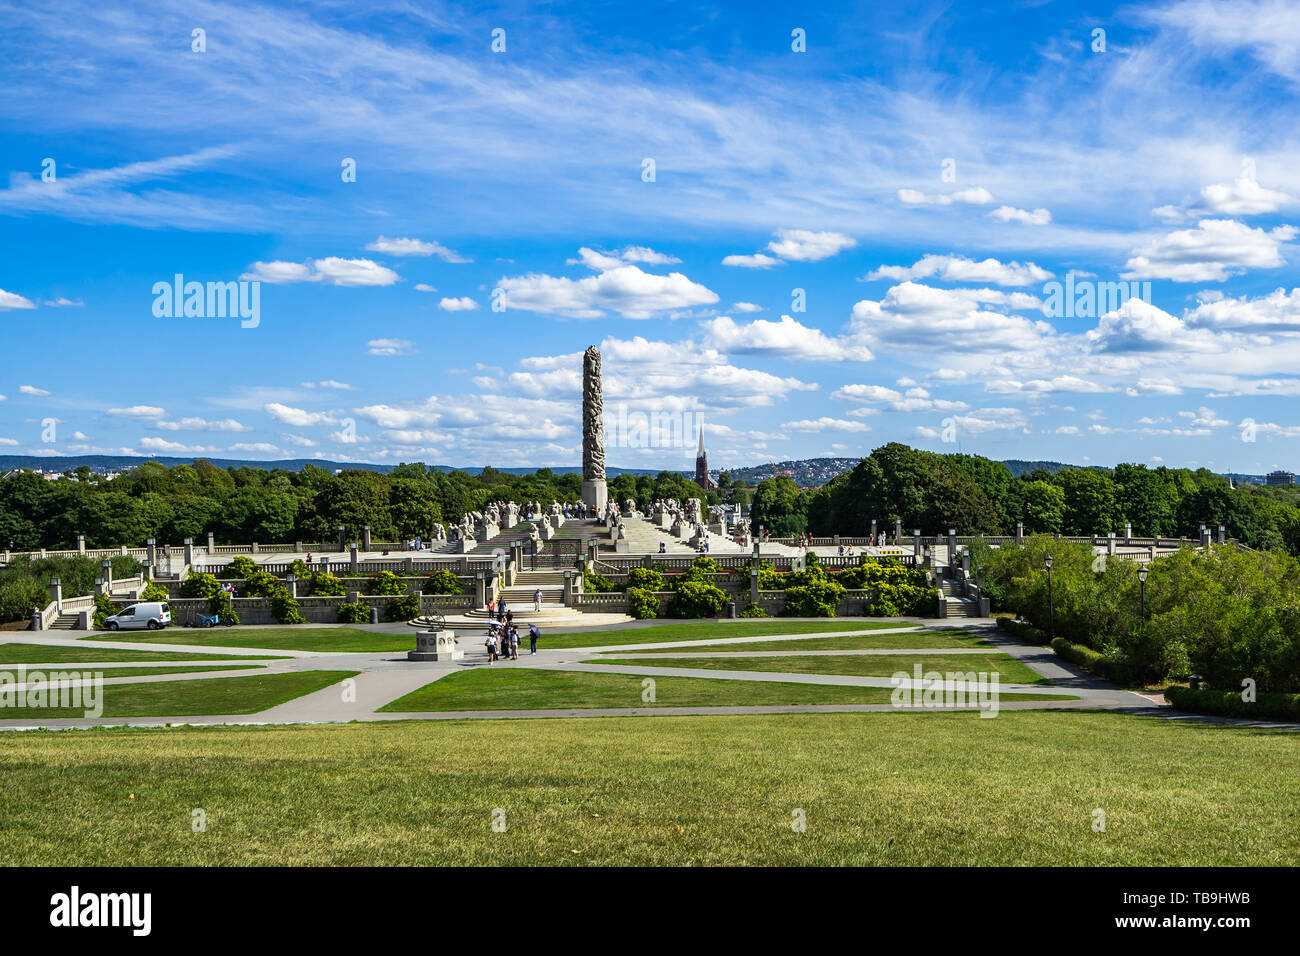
[409,630,462,661]
[456,538,477,553]
[582,478,607,514]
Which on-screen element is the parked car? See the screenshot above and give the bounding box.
[103,601,171,631]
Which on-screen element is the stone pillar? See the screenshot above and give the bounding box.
[294,541,303,553]
[101,559,113,593]
[913,531,922,557]
[870,518,877,542]
[750,568,760,605]
[1016,522,1024,543]
[947,529,956,565]
[146,537,157,567]
[76,534,85,554]
[207,531,215,553]
[337,526,347,553]
[1148,545,1156,562]
[1200,526,1212,549]
[183,537,194,565]
[751,541,761,569]
[961,550,970,575]
[142,560,153,581]
[474,572,486,608]
[1217,525,1226,545]
[893,519,902,545]
[49,577,63,612]
[562,570,573,606]
[251,541,259,554]
[287,576,298,598]
[350,543,359,574]
[1124,523,1132,544]
[363,525,372,550]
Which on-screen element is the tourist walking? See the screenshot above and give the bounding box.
[497,599,506,623]
[484,629,498,663]
[508,626,519,660]
[529,622,540,654]
[533,587,542,612]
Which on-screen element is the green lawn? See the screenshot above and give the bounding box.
[0,642,284,663]
[83,627,408,653]
[588,652,1052,685]
[0,711,1293,865]
[0,670,356,718]
[378,667,1068,712]
[544,620,916,649]
[7,664,265,679]
[601,628,994,654]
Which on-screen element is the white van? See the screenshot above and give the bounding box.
[104,602,171,631]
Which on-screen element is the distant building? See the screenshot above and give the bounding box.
[1266,470,1296,486]
[694,427,714,490]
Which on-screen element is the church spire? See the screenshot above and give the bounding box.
[697,424,706,457]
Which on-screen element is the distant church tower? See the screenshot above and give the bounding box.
[694,425,714,490]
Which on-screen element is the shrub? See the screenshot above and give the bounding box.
[92,593,119,629]
[783,579,845,617]
[242,570,284,598]
[287,559,312,578]
[627,587,660,620]
[308,572,345,596]
[269,589,305,625]
[337,600,370,624]
[668,579,729,618]
[365,570,407,596]
[225,556,258,579]
[626,567,665,592]
[140,582,170,602]
[179,572,220,599]
[755,562,783,590]
[740,602,770,618]
[583,565,618,593]
[1051,637,1132,685]
[385,593,421,622]
[0,577,48,623]
[1165,686,1300,723]
[421,569,465,594]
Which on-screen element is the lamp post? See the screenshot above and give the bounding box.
[1138,564,1148,633]
[1045,554,1055,642]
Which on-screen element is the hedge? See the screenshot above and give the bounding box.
[1050,636,1132,685]
[1165,686,1300,723]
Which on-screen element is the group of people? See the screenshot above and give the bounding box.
[484,619,540,662]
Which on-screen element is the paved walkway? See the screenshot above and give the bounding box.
[0,619,1293,731]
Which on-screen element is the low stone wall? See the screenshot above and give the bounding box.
[165,592,474,626]
[157,575,473,599]
[574,587,879,618]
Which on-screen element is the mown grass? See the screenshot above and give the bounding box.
[600,628,994,654]
[0,670,356,718]
[587,652,1052,685]
[83,627,407,653]
[543,620,912,649]
[0,711,1294,865]
[0,642,284,663]
[2,664,263,680]
[378,667,1069,712]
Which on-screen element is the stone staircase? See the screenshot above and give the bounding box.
[48,612,81,629]
[940,579,978,618]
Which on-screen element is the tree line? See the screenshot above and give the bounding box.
[0,461,713,550]
[750,442,1300,554]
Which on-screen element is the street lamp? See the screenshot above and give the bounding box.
[1044,554,1055,641]
[1138,564,1149,633]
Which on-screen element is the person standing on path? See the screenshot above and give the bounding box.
[528,622,540,654]
[485,629,498,663]
[508,626,520,660]
[533,587,542,612]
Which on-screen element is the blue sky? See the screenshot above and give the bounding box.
[2,0,1300,473]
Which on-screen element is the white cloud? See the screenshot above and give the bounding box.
[731,301,763,312]
[849,282,1051,353]
[438,296,479,311]
[20,385,52,397]
[866,254,1052,287]
[156,417,252,432]
[365,236,471,261]
[106,404,164,417]
[1121,219,1297,282]
[229,442,286,455]
[781,417,871,433]
[301,380,358,390]
[139,437,216,453]
[242,257,400,286]
[282,434,318,447]
[989,205,1051,226]
[44,296,83,307]
[1184,286,1300,332]
[496,249,718,319]
[897,187,993,206]
[263,403,338,426]
[367,338,416,356]
[413,283,437,293]
[1200,176,1294,215]
[701,315,873,362]
[764,229,857,262]
[721,253,782,269]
